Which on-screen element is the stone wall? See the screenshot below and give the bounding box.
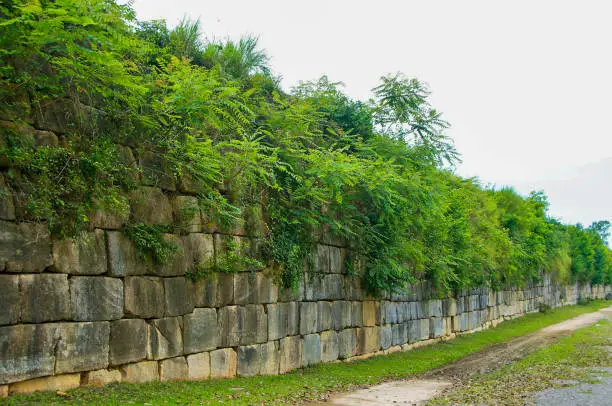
[1,117,611,397]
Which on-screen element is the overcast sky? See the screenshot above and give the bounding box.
[132,0,611,231]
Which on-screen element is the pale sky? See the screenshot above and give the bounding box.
[132,0,611,231]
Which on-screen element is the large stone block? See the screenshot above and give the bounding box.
[106,231,148,276]
[9,373,80,395]
[268,302,299,341]
[0,220,52,272]
[426,299,443,318]
[344,276,364,301]
[171,196,201,233]
[325,274,345,300]
[0,275,20,325]
[351,301,363,327]
[129,186,173,225]
[55,322,110,374]
[82,369,122,386]
[164,277,194,317]
[256,272,278,304]
[240,304,267,345]
[51,230,107,275]
[237,344,260,377]
[358,327,380,354]
[408,319,429,343]
[191,272,233,308]
[300,302,318,335]
[317,301,333,332]
[338,328,357,359]
[210,348,237,379]
[430,317,444,338]
[304,274,327,301]
[0,324,56,384]
[124,277,165,318]
[20,274,71,323]
[279,336,302,373]
[183,232,215,270]
[109,319,147,366]
[392,323,407,346]
[70,277,123,321]
[442,298,457,316]
[234,272,257,304]
[329,246,346,274]
[260,341,279,375]
[396,302,409,323]
[183,308,218,354]
[315,244,330,273]
[139,151,176,191]
[303,334,321,366]
[379,325,392,350]
[120,361,159,383]
[160,357,188,381]
[187,352,210,380]
[332,301,352,330]
[320,331,339,362]
[148,317,183,360]
[362,301,378,327]
[217,306,241,347]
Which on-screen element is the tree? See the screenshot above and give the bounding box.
[589,220,611,245]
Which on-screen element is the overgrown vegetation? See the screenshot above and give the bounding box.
[4,301,608,405]
[1,0,611,293]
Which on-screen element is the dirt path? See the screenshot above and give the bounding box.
[319,306,612,406]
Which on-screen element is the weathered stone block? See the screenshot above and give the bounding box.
[338,328,357,359]
[344,276,364,301]
[234,272,257,304]
[0,275,20,325]
[217,306,241,347]
[110,319,147,366]
[408,319,429,343]
[442,298,457,316]
[106,231,148,276]
[358,327,380,354]
[129,186,173,225]
[172,196,201,233]
[183,232,215,271]
[362,301,378,327]
[325,274,345,300]
[237,344,260,377]
[20,274,71,323]
[278,276,304,302]
[148,317,183,360]
[184,308,218,354]
[304,274,327,301]
[279,336,302,373]
[426,299,443,318]
[52,230,107,275]
[82,369,122,386]
[240,304,267,345]
[70,277,123,321]
[210,348,237,379]
[300,302,318,335]
[0,324,56,384]
[0,220,52,272]
[55,322,110,374]
[89,201,129,230]
[430,317,444,338]
[317,301,333,332]
[256,272,278,304]
[120,361,159,383]
[268,302,299,341]
[315,244,330,273]
[332,301,352,330]
[124,277,165,318]
[303,334,321,366]
[260,341,279,375]
[379,324,392,350]
[0,175,15,220]
[329,246,346,274]
[396,302,409,323]
[164,277,194,316]
[320,331,339,362]
[160,357,188,381]
[351,301,363,326]
[9,373,80,395]
[392,323,407,346]
[187,352,210,380]
[382,301,396,324]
